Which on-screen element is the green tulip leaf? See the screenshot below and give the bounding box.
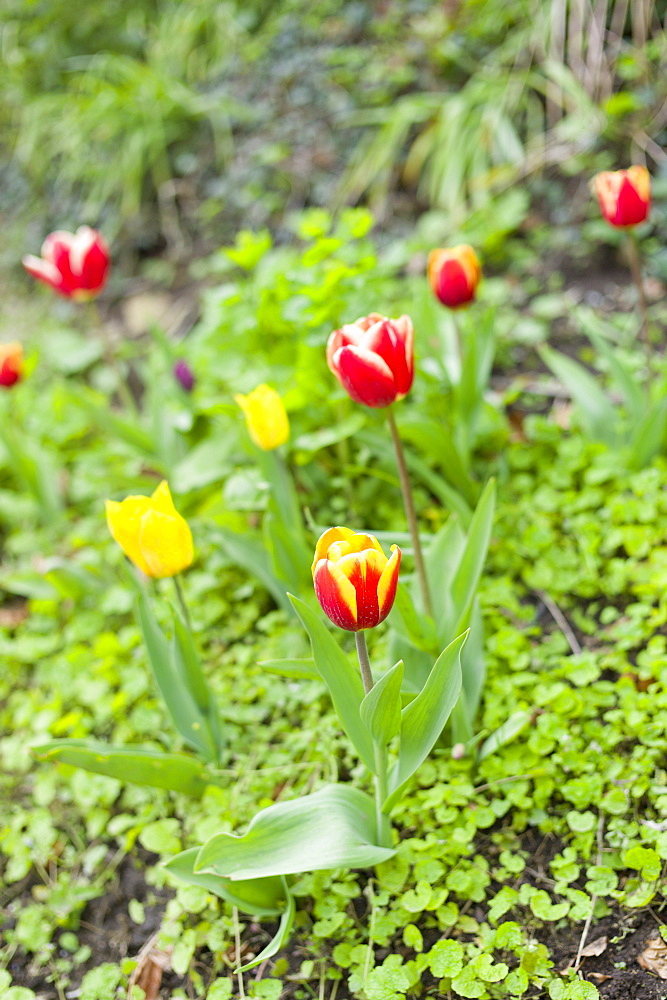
[385,631,466,810]
[170,605,224,762]
[360,660,404,746]
[164,848,286,916]
[135,587,218,762]
[237,887,296,972]
[289,595,375,771]
[195,784,395,880]
[32,740,214,797]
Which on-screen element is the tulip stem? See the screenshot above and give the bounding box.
[386,408,433,618]
[354,631,392,847]
[173,575,192,631]
[87,301,138,413]
[626,230,649,346]
[355,631,374,695]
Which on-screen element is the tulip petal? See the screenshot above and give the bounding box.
[377,545,401,621]
[361,319,413,398]
[312,526,359,572]
[336,548,386,630]
[105,497,153,576]
[70,226,110,291]
[151,480,178,515]
[332,345,397,408]
[313,559,358,630]
[138,509,194,579]
[22,255,67,294]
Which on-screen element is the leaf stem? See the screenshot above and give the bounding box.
[355,630,373,695]
[626,229,649,346]
[386,408,433,618]
[86,299,138,413]
[354,631,392,847]
[173,575,192,630]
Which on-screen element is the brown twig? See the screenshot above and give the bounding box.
[534,589,582,655]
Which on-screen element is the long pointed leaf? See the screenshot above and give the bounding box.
[289,595,375,771]
[539,345,617,444]
[360,660,404,746]
[215,527,290,610]
[385,631,466,810]
[170,606,223,763]
[195,784,395,879]
[33,740,213,796]
[164,848,285,916]
[450,478,496,636]
[135,588,214,760]
[238,887,296,972]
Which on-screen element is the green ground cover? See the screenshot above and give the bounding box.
[2,2,667,999]
[2,205,667,999]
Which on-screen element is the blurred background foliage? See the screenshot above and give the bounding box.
[1,0,666,255]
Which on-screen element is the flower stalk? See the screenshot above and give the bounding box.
[626,229,649,345]
[386,409,433,618]
[354,630,392,848]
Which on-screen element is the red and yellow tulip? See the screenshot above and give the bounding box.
[105,481,193,579]
[23,227,110,301]
[427,245,481,309]
[0,342,23,388]
[312,527,401,631]
[326,314,414,408]
[593,166,651,228]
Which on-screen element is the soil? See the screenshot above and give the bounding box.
[543,908,667,1000]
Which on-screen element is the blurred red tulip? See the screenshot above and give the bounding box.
[23,227,110,300]
[0,342,23,388]
[427,245,481,309]
[593,166,651,228]
[326,313,414,408]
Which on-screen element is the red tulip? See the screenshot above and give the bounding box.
[0,342,23,388]
[312,527,401,631]
[23,227,110,301]
[593,166,651,228]
[326,313,414,408]
[427,245,481,309]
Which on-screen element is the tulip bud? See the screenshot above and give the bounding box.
[593,166,651,228]
[23,226,110,301]
[105,480,193,578]
[235,384,289,450]
[174,359,195,392]
[327,314,414,408]
[312,527,401,631]
[0,342,23,389]
[427,245,481,309]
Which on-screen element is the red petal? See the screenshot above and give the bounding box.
[313,561,358,630]
[342,553,384,629]
[433,259,475,308]
[333,345,397,408]
[362,319,414,397]
[614,178,650,226]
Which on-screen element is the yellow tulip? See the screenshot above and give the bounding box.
[105,481,193,578]
[235,384,289,450]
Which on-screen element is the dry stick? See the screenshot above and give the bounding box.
[534,589,582,656]
[573,814,605,972]
[386,408,433,618]
[626,229,650,347]
[233,906,246,1000]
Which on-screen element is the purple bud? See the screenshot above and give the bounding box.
[174,359,195,392]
